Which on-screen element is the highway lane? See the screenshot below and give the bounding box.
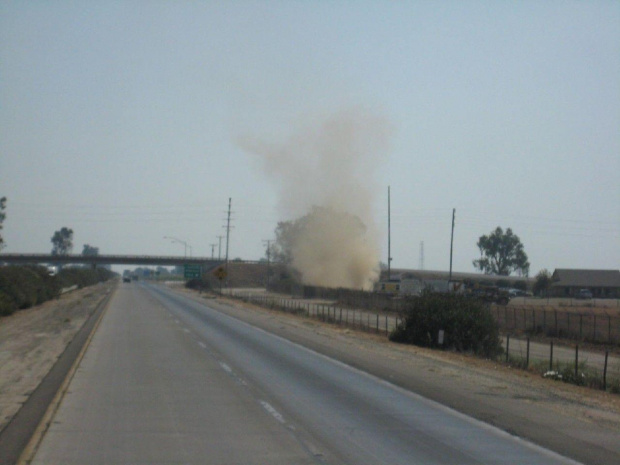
[31,283,582,464]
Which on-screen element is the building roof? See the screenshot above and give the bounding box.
[551,269,620,288]
[386,269,533,284]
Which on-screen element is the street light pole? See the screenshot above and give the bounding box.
[163,236,190,258]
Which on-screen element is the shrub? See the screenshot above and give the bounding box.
[185,278,211,291]
[0,292,16,316]
[0,266,45,309]
[0,265,113,318]
[57,267,114,289]
[389,291,503,358]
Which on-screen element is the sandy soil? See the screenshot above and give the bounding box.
[0,281,115,432]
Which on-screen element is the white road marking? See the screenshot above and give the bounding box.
[219,362,233,374]
[260,401,286,424]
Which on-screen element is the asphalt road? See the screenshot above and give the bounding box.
[31,283,582,465]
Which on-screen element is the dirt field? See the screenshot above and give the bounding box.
[506,296,620,315]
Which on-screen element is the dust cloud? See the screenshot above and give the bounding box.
[238,107,391,289]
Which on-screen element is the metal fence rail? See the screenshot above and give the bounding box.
[228,290,400,335]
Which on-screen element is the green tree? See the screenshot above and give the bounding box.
[0,197,6,250]
[533,269,553,297]
[51,227,74,256]
[473,227,530,277]
[82,244,99,256]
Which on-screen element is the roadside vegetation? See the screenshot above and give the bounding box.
[185,277,211,291]
[389,291,503,358]
[0,265,114,317]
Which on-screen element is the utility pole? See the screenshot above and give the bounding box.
[217,235,224,260]
[224,198,232,276]
[449,208,455,283]
[210,243,217,259]
[387,186,392,281]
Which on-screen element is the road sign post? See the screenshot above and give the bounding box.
[213,266,227,294]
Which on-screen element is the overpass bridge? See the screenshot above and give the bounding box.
[0,253,224,269]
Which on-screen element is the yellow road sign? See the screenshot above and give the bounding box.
[214,267,227,280]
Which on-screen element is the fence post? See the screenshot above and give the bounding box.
[505,335,510,363]
[580,314,583,340]
[603,351,609,391]
[549,340,554,372]
[526,338,530,368]
[609,315,612,344]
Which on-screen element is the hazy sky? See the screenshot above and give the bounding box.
[1,1,619,275]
